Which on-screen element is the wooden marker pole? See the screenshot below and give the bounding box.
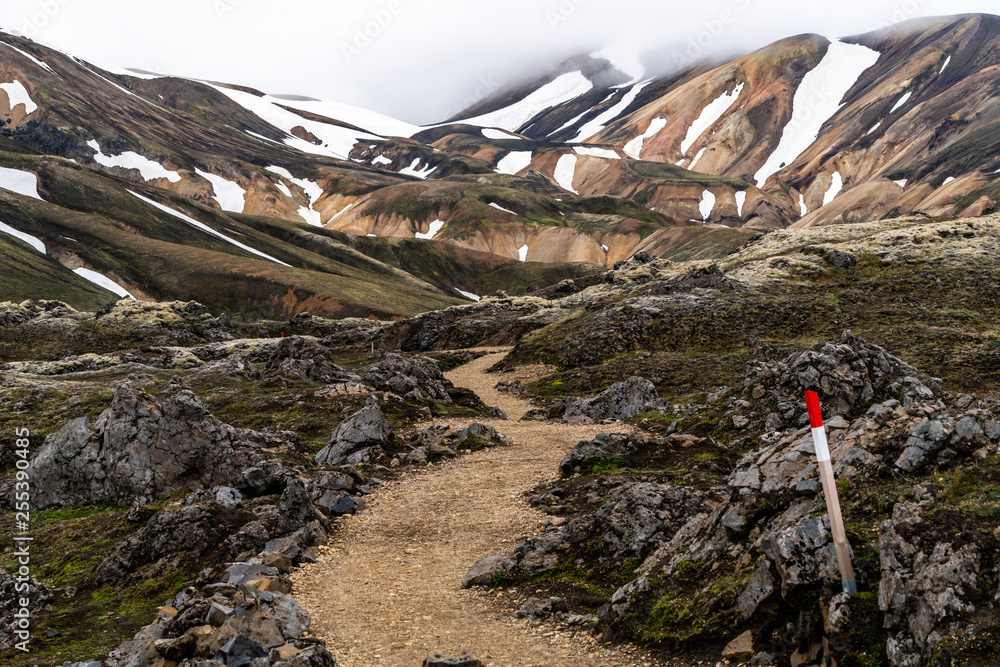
[804,391,857,596]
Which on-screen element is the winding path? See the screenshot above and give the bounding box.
[292,349,653,667]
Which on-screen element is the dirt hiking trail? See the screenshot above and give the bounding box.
[292,349,668,667]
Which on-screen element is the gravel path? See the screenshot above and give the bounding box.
[292,349,658,667]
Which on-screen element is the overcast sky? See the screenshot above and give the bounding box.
[0,0,996,124]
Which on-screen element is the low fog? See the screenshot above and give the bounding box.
[0,0,997,124]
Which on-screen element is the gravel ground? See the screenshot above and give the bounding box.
[291,350,670,666]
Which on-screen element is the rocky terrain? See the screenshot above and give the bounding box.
[0,207,999,666]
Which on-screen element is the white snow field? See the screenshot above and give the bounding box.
[495,151,533,175]
[894,179,907,189]
[571,81,652,143]
[455,288,481,302]
[0,219,45,253]
[415,220,445,240]
[688,147,707,171]
[0,166,42,200]
[399,159,435,179]
[488,203,517,215]
[554,154,579,193]
[939,56,952,74]
[89,140,181,183]
[890,91,912,113]
[274,97,418,138]
[624,118,667,159]
[592,45,645,84]
[332,203,354,220]
[822,172,844,207]
[0,80,37,114]
[799,193,808,217]
[699,190,716,221]
[754,40,881,187]
[372,155,393,166]
[0,42,55,73]
[457,71,593,132]
[518,244,529,262]
[195,169,246,214]
[73,268,135,299]
[735,191,747,218]
[266,166,324,226]
[481,128,521,140]
[128,190,290,266]
[680,83,745,154]
[211,84,381,159]
[574,146,620,159]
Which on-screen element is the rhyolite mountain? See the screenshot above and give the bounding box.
[1,13,999,318]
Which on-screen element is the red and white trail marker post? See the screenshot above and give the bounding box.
[804,390,857,596]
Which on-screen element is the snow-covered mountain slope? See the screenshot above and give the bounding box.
[3,14,1000,318]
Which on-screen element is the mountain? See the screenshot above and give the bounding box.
[1,14,999,318]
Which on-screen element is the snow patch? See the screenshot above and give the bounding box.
[372,155,392,166]
[274,97,418,138]
[942,176,955,186]
[894,179,907,189]
[573,146,620,159]
[211,84,379,159]
[0,42,54,73]
[128,190,290,266]
[688,147,707,171]
[570,81,652,143]
[699,190,716,221]
[415,220,445,240]
[680,83,745,154]
[592,45,645,84]
[195,169,246,214]
[481,128,520,140]
[399,158,435,179]
[457,71,593,132]
[554,154,579,193]
[890,91,912,113]
[799,193,808,217]
[246,130,282,145]
[518,244,529,262]
[267,166,324,226]
[822,172,843,207]
[455,288,481,302]
[0,80,37,114]
[624,118,667,159]
[73,268,135,299]
[489,203,517,215]
[939,55,951,74]
[0,166,42,200]
[332,203,354,220]
[601,244,609,251]
[0,219,44,253]
[867,121,881,136]
[90,140,181,183]
[735,191,747,218]
[753,40,881,187]
[495,151,533,175]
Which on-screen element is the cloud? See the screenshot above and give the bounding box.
[0,0,996,124]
